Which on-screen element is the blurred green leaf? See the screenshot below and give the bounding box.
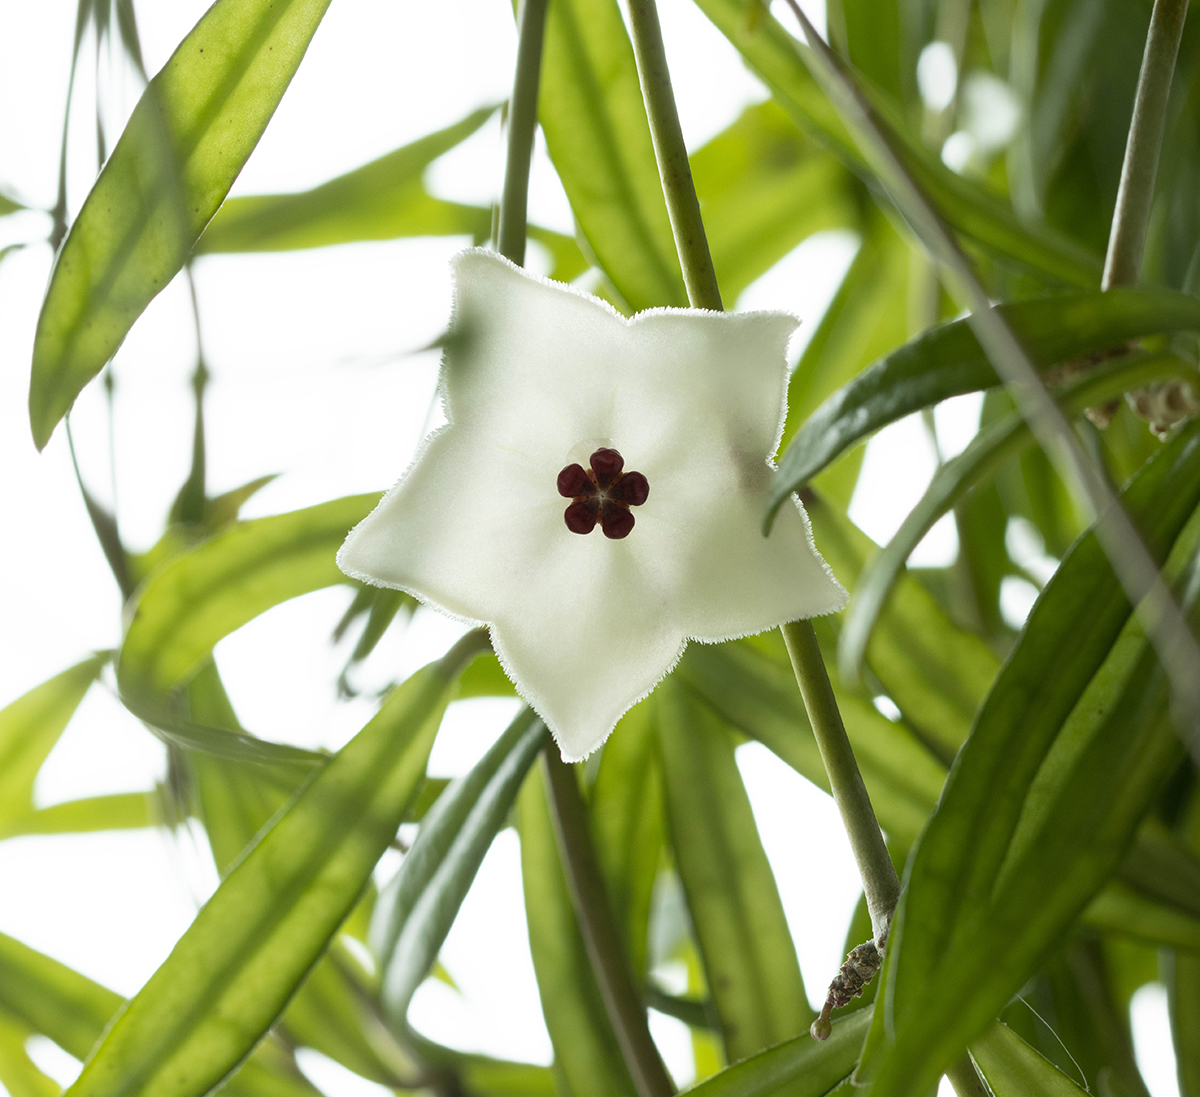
[0,191,25,216]
[860,423,1200,1096]
[62,636,482,1097]
[771,288,1200,521]
[682,1007,871,1097]
[198,107,497,251]
[518,764,635,1097]
[11,793,152,836]
[536,0,686,310]
[0,1011,59,1097]
[590,702,664,979]
[0,655,107,839]
[969,1022,1088,1097]
[808,495,1000,757]
[840,351,1196,679]
[1172,948,1200,1097]
[458,653,519,698]
[119,494,378,699]
[656,679,812,1059]
[1083,882,1200,951]
[693,99,858,303]
[371,707,547,1021]
[678,636,944,848]
[30,0,334,449]
[689,0,1100,286]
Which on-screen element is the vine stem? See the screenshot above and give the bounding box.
[497,0,549,266]
[495,8,673,1095]
[625,0,899,1036]
[542,753,675,1097]
[1103,0,1190,290]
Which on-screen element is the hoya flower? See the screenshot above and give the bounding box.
[339,249,846,760]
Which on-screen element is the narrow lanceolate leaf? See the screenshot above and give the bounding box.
[769,288,1200,521]
[0,1012,59,1097]
[371,708,547,1020]
[0,932,318,1097]
[535,0,686,310]
[656,679,811,1060]
[860,423,1200,1096]
[518,767,635,1097]
[11,793,151,836]
[807,495,999,758]
[839,351,1196,678]
[589,702,664,978]
[119,494,377,698]
[197,106,497,252]
[969,1023,1088,1097]
[63,635,484,1097]
[678,637,945,849]
[683,1008,871,1097]
[30,0,333,449]
[0,655,107,838]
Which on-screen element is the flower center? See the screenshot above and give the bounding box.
[557,448,650,540]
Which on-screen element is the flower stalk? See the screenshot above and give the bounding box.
[1103,0,1190,290]
[627,0,899,1037]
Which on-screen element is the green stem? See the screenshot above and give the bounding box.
[782,621,900,942]
[944,1053,987,1096]
[1102,0,1190,289]
[542,752,675,1097]
[626,0,896,957]
[624,0,722,310]
[497,0,549,266]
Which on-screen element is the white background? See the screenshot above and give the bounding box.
[0,0,1178,1094]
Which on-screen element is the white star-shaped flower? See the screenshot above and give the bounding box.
[339,249,846,759]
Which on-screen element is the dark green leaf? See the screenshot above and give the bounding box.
[839,351,1196,678]
[860,423,1200,1096]
[1171,949,1200,1097]
[771,288,1200,522]
[30,0,334,448]
[969,1022,1088,1096]
[63,636,482,1097]
[371,707,547,1020]
[656,679,812,1059]
[682,1007,871,1097]
[536,0,686,310]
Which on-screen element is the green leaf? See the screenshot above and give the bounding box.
[677,637,945,849]
[0,1011,60,1097]
[371,707,547,1020]
[860,423,1200,1096]
[62,635,483,1097]
[589,702,664,978]
[688,0,1100,286]
[11,793,152,836]
[656,679,812,1060]
[30,0,334,449]
[536,0,686,310]
[518,764,635,1097]
[0,655,107,838]
[969,1022,1088,1097]
[692,99,858,304]
[1082,881,1200,951]
[771,288,1200,521]
[839,351,1196,678]
[119,494,377,699]
[682,1007,871,1097]
[0,191,25,215]
[0,933,320,1097]
[197,107,496,251]
[1172,949,1200,1097]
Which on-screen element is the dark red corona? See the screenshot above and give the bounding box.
[556,448,649,539]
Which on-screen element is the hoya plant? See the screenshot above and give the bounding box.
[2,0,1200,1095]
